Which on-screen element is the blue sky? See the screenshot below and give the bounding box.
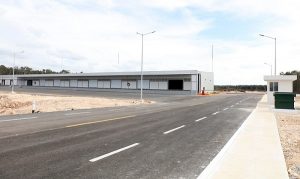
[0,0,299,85]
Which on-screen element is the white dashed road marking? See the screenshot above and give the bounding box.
[195,117,207,122]
[89,143,140,162]
[0,117,37,122]
[211,112,219,115]
[65,112,91,116]
[223,108,229,111]
[163,125,185,134]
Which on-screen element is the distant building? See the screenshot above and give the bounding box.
[0,70,214,95]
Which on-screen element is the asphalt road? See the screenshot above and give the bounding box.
[0,91,262,179]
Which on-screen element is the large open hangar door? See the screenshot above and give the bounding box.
[168,80,183,90]
[27,80,33,86]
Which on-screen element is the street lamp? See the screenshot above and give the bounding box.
[137,31,155,102]
[12,50,24,93]
[264,62,272,75]
[264,62,274,92]
[259,34,277,75]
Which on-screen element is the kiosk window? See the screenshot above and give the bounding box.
[270,82,278,91]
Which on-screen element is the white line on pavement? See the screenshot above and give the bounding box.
[223,108,229,111]
[65,112,91,116]
[236,102,239,105]
[0,116,37,122]
[89,143,140,162]
[195,117,207,122]
[230,105,234,107]
[163,125,185,134]
[212,112,219,115]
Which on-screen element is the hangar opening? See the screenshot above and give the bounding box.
[27,80,33,86]
[168,80,183,90]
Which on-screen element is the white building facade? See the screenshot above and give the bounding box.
[0,70,214,95]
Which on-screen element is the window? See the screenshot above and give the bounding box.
[270,82,278,91]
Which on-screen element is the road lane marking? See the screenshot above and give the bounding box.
[195,117,207,122]
[0,117,37,122]
[163,125,185,134]
[230,105,234,107]
[65,115,136,128]
[89,143,139,162]
[65,112,91,116]
[223,108,229,111]
[236,102,239,105]
[108,108,123,112]
[211,112,219,115]
[197,99,258,179]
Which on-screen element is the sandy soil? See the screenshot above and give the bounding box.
[276,96,300,179]
[0,91,151,116]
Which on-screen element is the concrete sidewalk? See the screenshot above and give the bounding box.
[198,95,289,179]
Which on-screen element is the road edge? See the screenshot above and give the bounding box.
[197,96,262,179]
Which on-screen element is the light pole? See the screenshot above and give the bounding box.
[264,62,274,92]
[259,34,276,75]
[12,50,24,93]
[264,62,272,75]
[137,31,155,102]
[212,44,214,72]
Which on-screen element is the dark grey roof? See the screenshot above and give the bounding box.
[14,70,201,78]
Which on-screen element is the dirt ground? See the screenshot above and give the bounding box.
[276,96,300,179]
[0,91,151,116]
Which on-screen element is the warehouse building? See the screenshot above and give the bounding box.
[0,70,214,95]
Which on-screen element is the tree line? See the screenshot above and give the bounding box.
[215,85,267,92]
[0,65,70,75]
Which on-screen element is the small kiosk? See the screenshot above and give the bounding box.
[263,75,297,105]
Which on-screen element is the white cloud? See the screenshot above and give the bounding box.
[0,0,300,85]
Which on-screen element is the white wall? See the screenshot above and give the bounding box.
[33,80,40,86]
[184,82,192,90]
[279,81,293,92]
[149,80,168,90]
[40,79,45,86]
[54,80,60,87]
[111,80,121,88]
[45,80,54,87]
[150,81,159,89]
[70,80,77,87]
[122,80,137,89]
[78,80,88,88]
[158,81,168,90]
[200,72,214,91]
[89,80,97,88]
[191,75,197,91]
[60,80,70,87]
[5,79,10,86]
[103,81,110,88]
[137,80,150,89]
[97,80,111,88]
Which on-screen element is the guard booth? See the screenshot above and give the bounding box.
[264,75,297,105]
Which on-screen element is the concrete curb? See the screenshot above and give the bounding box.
[197,95,289,179]
[197,100,256,179]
